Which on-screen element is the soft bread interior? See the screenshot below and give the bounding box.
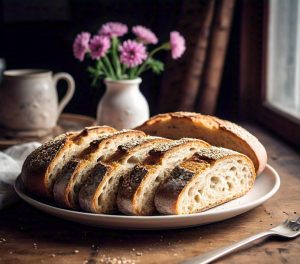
[177,157,253,214]
[96,166,126,213]
[135,145,206,215]
[66,132,144,206]
[48,127,114,190]
[47,138,78,189]
[83,139,171,213]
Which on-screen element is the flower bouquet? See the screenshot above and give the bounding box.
[73,22,186,129]
[73,22,186,84]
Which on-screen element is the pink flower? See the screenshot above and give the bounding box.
[170,31,186,59]
[132,25,158,44]
[73,32,91,61]
[98,22,128,38]
[119,40,147,68]
[89,35,111,60]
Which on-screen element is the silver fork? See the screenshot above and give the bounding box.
[181,217,300,264]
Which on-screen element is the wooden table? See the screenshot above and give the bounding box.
[0,124,299,264]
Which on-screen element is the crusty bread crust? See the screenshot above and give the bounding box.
[117,139,210,215]
[21,133,73,198]
[53,130,145,209]
[136,112,267,175]
[154,147,256,214]
[21,126,116,198]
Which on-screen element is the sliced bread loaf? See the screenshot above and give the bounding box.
[21,126,116,198]
[117,139,210,215]
[136,112,267,175]
[53,130,145,209]
[79,137,172,213]
[154,147,256,214]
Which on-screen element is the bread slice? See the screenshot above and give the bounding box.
[21,126,116,198]
[79,136,172,213]
[155,147,256,214]
[53,130,145,209]
[117,139,210,215]
[136,112,267,175]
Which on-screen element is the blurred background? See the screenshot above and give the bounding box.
[0,0,299,147]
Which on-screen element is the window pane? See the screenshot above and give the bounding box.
[267,0,300,119]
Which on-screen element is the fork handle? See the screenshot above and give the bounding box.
[181,231,275,264]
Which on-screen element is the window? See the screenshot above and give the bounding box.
[267,0,300,120]
[239,0,300,147]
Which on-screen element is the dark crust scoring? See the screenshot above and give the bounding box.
[154,166,195,214]
[71,126,115,145]
[117,165,149,215]
[57,159,79,186]
[53,159,80,207]
[168,166,195,191]
[21,134,68,197]
[78,135,111,159]
[79,162,109,211]
[118,165,148,201]
[107,138,149,163]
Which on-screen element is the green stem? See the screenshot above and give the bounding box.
[122,64,128,78]
[137,64,151,75]
[128,68,138,79]
[103,55,116,79]
[112,37,122,79]
[98,59,109,76]
[135,43,170,77]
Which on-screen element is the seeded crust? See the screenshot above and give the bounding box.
[154,147,256,214]
[117,139,210,215]
[53,130,145,209]
[21,133,73,198]
[79,137,172,213]
[136,112,267,175]
[21,126,116,198]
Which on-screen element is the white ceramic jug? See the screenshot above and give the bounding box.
[0,69,75,132]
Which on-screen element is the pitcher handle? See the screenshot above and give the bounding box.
[53,72,75,118]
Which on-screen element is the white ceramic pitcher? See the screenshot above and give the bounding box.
[0,69,75,131]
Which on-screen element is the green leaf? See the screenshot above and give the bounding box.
[87,66,97,74]
[147,58,164,74]
[87,65,105,87]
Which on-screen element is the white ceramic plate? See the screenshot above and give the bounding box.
[14,164,280,230]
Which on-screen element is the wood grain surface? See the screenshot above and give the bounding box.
[0,124,299,264]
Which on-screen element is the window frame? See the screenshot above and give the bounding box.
[239,0,300,147]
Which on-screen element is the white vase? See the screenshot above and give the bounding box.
[97,78,150,129]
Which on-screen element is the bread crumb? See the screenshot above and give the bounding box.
[74,250,79,254]
[173,253,178,257]
[51,254,56,258]
[136,252,143,256]
[9,251,13,255]
[98,256,136,264]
